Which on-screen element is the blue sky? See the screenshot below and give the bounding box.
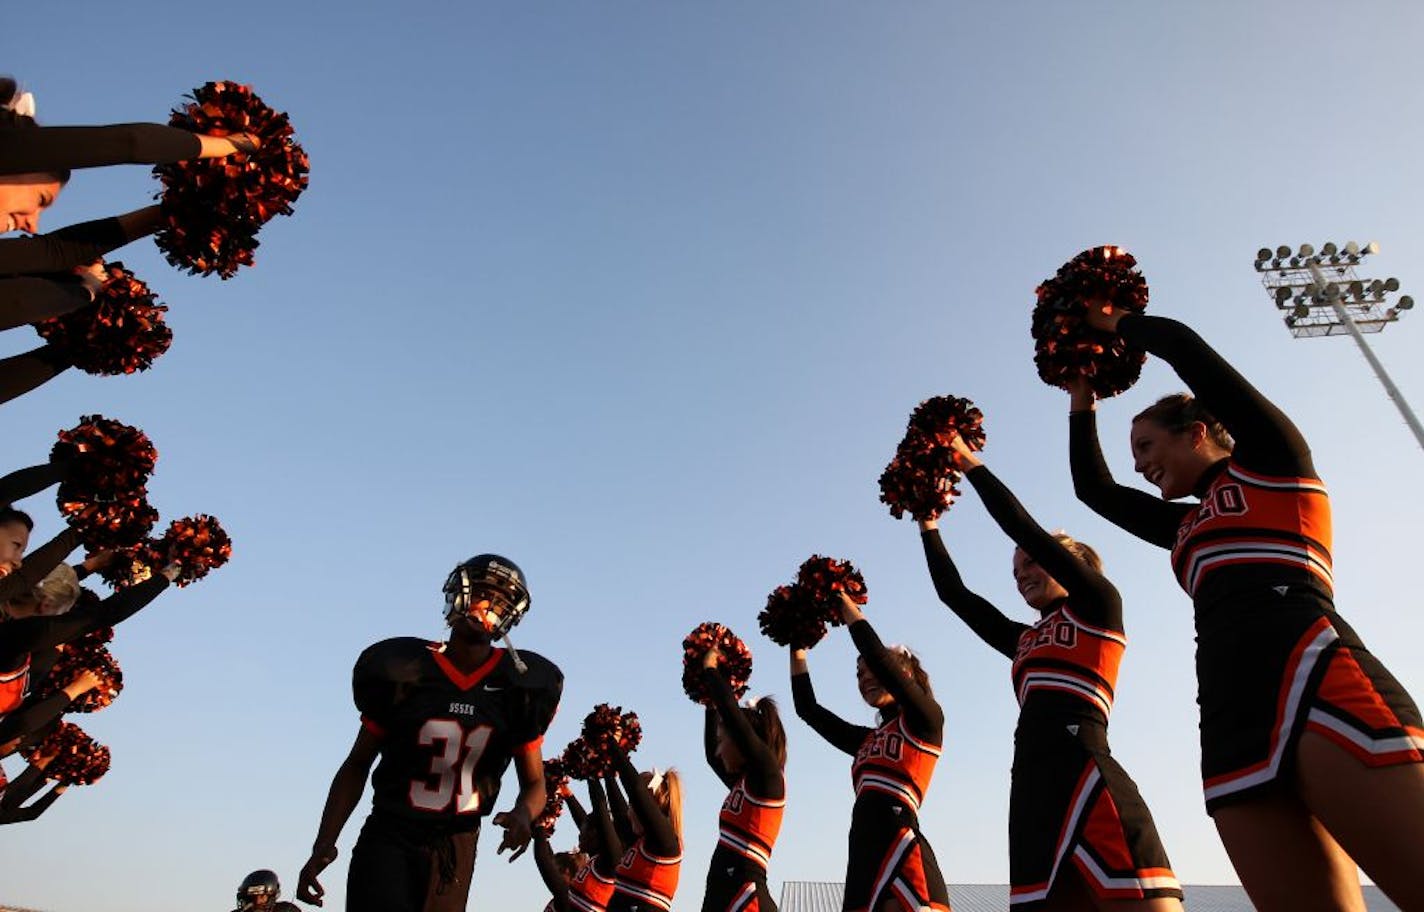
[4,2,1424,909]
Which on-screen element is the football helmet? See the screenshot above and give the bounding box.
[443,554,531,639]
[236,869,280,909]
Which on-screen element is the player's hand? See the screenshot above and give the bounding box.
[1082,296,1124,333]
[493,806,534,861]
[296,844,338,906]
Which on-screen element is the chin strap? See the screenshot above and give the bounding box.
[502,633,528,674]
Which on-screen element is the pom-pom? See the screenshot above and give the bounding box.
[52,415,157,500]
[37,637,122,713]
[1032,245,1149,397]
[33,262,172,375]
[795,555,867,617]
[681,622,753,703]
[757,583,827,649]
[25,721,111,785]
[534,757,571,837]
[154,515,231,586]
[561,736,599,781]
[152,81,310,279]
[94,542,163,590]
[878,395,986,522]
[571,704,641,778]
[60,496,160,551]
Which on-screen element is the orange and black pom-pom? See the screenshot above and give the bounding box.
[757,584,827,649]
[534,756,570,837]
[34,262,172,375]
[25,721,111,785]
[60,495,159,552]
[155,515,232,586]
[879,395,987,522]
[52,415,157,499]
[795,555,867,621]
[561,736,598,781]
[575,703,640,777]
[37,640,122,713]
[1032,245,1149,397]
[152,81,310,278]
[681,622,753,703]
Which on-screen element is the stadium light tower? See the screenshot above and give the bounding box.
[1253,240,1424,450]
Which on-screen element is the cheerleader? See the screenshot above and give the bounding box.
[0,747,67,824]
[699,646,786,912]
[919,432,1181,910]
[791,593,951,912]
[535,780,621,912]
[1070,306,1424,911]
[606,750,682,912]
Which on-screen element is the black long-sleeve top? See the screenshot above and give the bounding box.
[0,217,130,276]
[602,770,636,849]
[0,274,91,329]
[0,460,67,507]
[0,124,201,175]
[0,762,60,824]
[1071,315,1323,612]
[0,685,73,747]
[532,834,573,911]
[584,777,624,877]
[613,751,679,857]
[792,618,944,756]
[0,574,170,673]
[0,344,72,407]
[700,668,784,800]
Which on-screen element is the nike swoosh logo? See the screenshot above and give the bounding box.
[482,684,505,692]
[1272,585,1289,596]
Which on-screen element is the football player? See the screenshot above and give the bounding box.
[296,554,563,911]
[233,869,299,911]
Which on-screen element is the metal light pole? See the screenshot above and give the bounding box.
[1253,241,1424,450]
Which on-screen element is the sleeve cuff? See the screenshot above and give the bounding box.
[360,715,386,739]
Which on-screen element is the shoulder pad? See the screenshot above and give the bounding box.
[352,637,432,716]
[503,649,563,693]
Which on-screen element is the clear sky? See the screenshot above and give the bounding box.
[4,2,1424,909]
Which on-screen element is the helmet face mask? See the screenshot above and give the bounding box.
[442,554,531,640]
[237,870,280,909]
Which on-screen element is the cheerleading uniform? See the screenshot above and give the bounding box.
[0,123,201,175]
[534,788,620,912]
[0,460,66,507]
[0,274,93,329]
[0,761,60,824]
[793,619,951,912]
[0,574,169,718]
[922,465,1180,906]
[0,526,81,605]
[607,753,682,912]
[348,638,562,912]
[0,216,131,276]
[1071,314,1424,812]
[700,667,784,912]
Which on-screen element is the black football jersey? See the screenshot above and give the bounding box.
[353,637,562,828]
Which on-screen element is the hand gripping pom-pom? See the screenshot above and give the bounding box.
[1032,245,1149,397]
[681,622,753,703]
[37,639,122,713]
[155,515,232,586]
[25,721,111,786]
[879,395,987,522]
[94,541,163,590]
[152,81,310,278]
[795,555,868,621]
[33,262,172,375]
[534,757,571,837]
[758,584,827,649]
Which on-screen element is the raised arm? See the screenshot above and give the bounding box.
[1116,314,1312,476]
[565,791,588,830]
[613,751,678,856]
[918,520,1024,658]
[0,781,64,824]
[0,207,162,276]
[0,460,67,506]
[0,344,72,407]
[843,605,943,743]
[0,526,82,604]
[585,777,625,875]
[0,123,261,174]
[0,571,173,669]
[702,700,733,787]
[0,274,94,329]
[701,661,782,798]
[532,834,572,910]
[602,770,636,847]
[790,646,869,757]
[1069,389,1187,548]
[962,461,1122,629]
[0,669,102,745]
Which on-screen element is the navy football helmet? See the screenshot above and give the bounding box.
[443,554,531,639]
[236,869,280,909]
